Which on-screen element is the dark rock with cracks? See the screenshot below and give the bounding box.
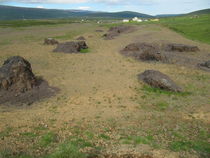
[121,43,167,62]
[0,56,58,105]
[53,41,88,53]
[0,56,37,92]
[165,43,199,52]
[138,70,182,92]
[200,60,210,68]
[103,26,135,40]
[76,36,86,40]
[44,38,59,45]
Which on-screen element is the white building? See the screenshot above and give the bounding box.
[132,17,142,22]
[123,19,129,23]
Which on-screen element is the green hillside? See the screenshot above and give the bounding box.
[189,9,210,15]
[161,14,210,44]
[0,5,152,20]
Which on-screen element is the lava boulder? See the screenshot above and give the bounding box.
[0,56,37,92]
[53,41,88,53]
[165,43,199,52]
[138,70,182,92]
[103,26,135,40]
[44,38,59,45]
[121,43,167,62]
[76,36,86,40]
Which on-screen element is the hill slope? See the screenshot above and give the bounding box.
[0,5,152,20]
[188,8,210,15]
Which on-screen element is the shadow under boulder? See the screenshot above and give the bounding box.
[121,43,167,62]
[138,70,182,92]
[53,41,88,53]
[103,25,135,40]
[44,38,59,45]
[0,56,58,105]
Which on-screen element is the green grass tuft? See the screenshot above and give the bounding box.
[155,101,169,110]
[80,48,90,53]
[46,142,86,158]
[142,85,191,96]
[39,132,57,147]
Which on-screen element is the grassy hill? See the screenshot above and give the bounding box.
[0,5,152,20]
[188,9,210,15]
[161,14,210,44]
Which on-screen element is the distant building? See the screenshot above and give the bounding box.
[132,17,142,22]
[123,19,129,23]
[150,18,160,22]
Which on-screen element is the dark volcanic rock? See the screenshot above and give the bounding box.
[103,25,135,40]
[44,38,59,45]
[138,70,182,92]
[0,56,58,105]
[0,56,37,92]
[165,43,199,52]
[200,60,210,68]
[53,41,88,53]
[121,43,167,62]
[76,36,86,40]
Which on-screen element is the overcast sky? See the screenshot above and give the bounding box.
[0,0,210,15]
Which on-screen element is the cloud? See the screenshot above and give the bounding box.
[78,6,90,10]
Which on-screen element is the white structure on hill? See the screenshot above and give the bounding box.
[123,19,129,23]
[132,17,143,22]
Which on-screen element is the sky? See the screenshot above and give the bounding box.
[0,0,210,15]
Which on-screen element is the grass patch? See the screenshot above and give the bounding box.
[169,140,210,154]
[0,19,75,28]
[161,14,210,44]
[142,85,191,96]
[20,132,39,138]
[155,101,169,110]
[169,129,210,155]
[45,142,86,158]
[0,127,13,138]
[0,149,32,158]
[0,39,12,46]
[39,132,57,147]
[53,31,83,40]
[98,134,111,140]
[121,135,157,147]
[80,48,90,53]
[45,137,94,158]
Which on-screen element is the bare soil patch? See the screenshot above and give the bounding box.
[96,30,104,32]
